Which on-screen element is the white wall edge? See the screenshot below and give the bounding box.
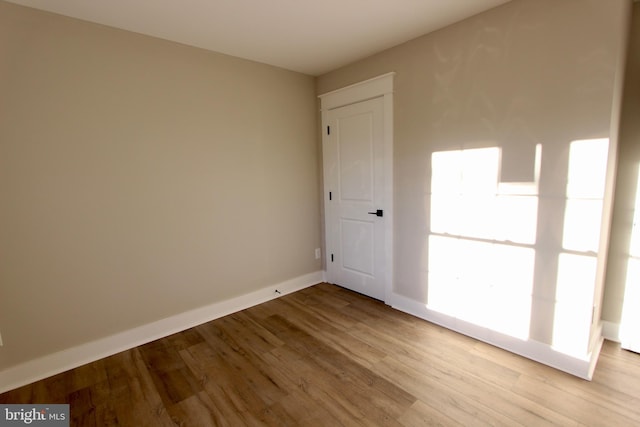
[588,333,605,380]
[0,271,324,394]
[388,292,601,380]
[602,320,621,342]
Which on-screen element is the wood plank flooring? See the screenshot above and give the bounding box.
[2,283,640,426]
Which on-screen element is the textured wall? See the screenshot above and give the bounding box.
[0,1,320,371]
[318,0,629,348]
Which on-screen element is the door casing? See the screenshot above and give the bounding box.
[319,73,394,303]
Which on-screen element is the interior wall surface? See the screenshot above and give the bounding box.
[0,1,320,371]
[317,0,629,350]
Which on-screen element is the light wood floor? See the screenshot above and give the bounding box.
[2,283,640,426]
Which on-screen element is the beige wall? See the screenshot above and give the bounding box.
[604,2,640,324]
[0,1,320,371]
[318,0,629,347]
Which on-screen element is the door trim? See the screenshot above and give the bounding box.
[319,72,394,302]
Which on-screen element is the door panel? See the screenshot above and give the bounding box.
[341,218,374,275]
[324,97,385,300]
[339,113,373,201]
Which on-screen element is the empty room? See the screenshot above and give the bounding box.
[2,0,640,425]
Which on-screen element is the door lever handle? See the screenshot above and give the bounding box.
[368,209,383,217]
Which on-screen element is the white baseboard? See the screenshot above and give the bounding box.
[388,292,602,380]
[0,271,323,394]
[602,320,621,342]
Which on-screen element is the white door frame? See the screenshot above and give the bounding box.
[319,72,395,303]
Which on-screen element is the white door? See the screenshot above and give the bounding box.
[323,97,387,300]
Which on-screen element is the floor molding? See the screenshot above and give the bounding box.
[388,291,601,380]
[602,320,621,342]
[0,271,323,394]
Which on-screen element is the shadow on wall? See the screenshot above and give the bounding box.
[426,138,609,358]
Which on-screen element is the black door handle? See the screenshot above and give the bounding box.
[368,209,383,217]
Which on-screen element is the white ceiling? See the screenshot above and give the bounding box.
[6,0,512,76]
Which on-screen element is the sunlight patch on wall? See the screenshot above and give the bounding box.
[562,138,609,253]
[552,253,597,357]
[428,146,539,340]
[428,235,535,339]
[563,200,604,253]
[552,138,609,357]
